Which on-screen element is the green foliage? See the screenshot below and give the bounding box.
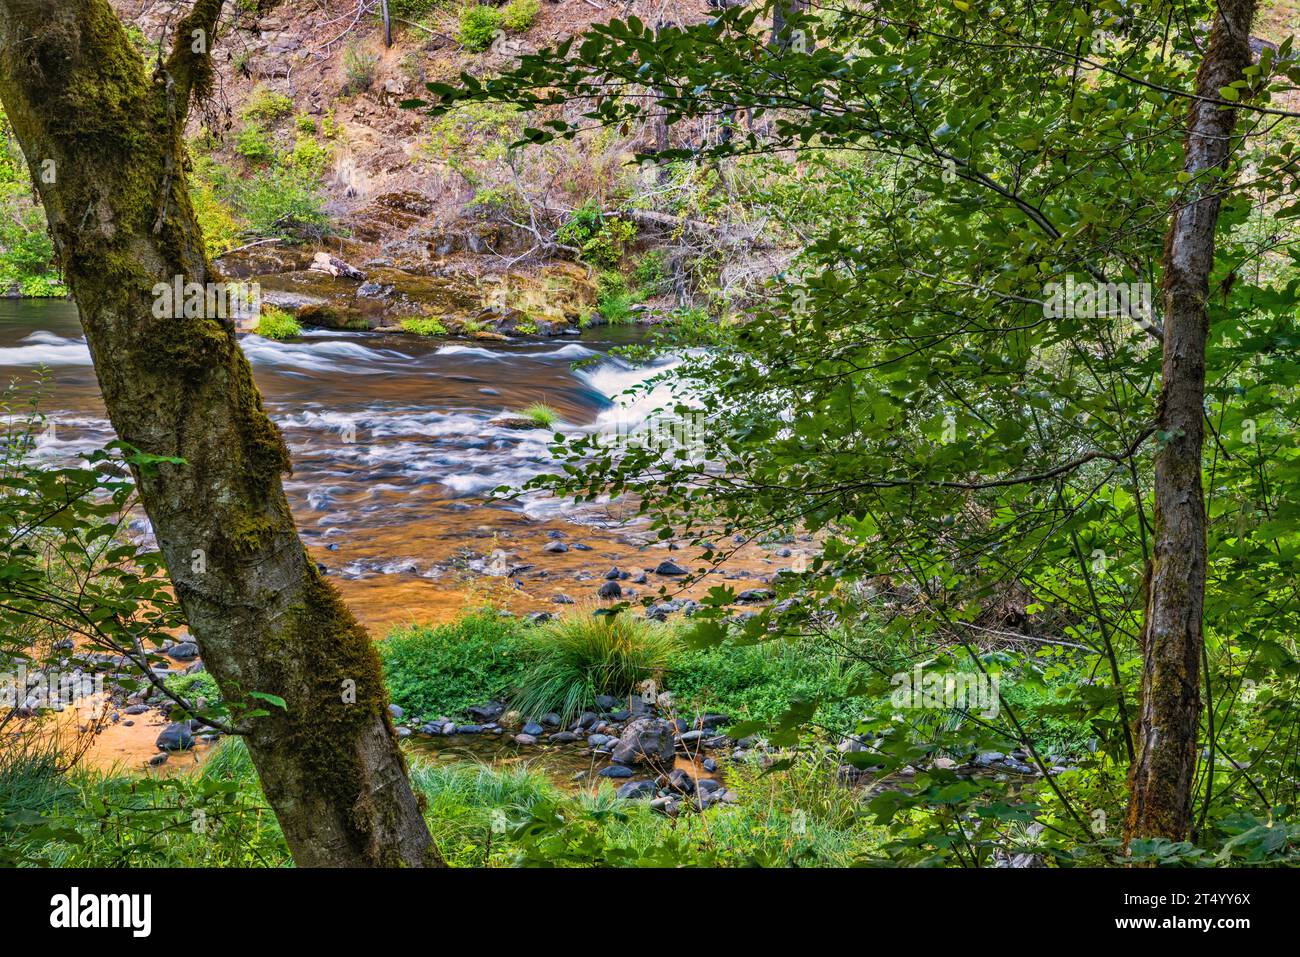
[511,613,678,724]
[387,0,444,16]
[379,612,524,719]
[242,85,294,122]
[4,739,290,867]
[419,0,1300,864]
[400,316,449,336]
[188,154,244,258]
[458,4,503,53]
[668,635,871,732]
[501,0,539,32]
[234,123,275,164]
[239,166,331,241]
[633,250,667,291]
[254,305,302,340]
[0,382,189,719]
[0,108,64,297]
[556,202,637,267]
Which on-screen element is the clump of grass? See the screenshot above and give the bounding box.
[400,316,449,336]
[342,41,379,94]
[255,306,302,340]
[511,613,680,724]
[519,401,559,427]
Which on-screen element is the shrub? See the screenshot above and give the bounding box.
[242,85,293,122]
[380,612,525,718]
[401,316,449,336]
[295,114,318,134]
[234,123,275,164]
[388,0,443,16]
[511,613,679,723]
[501,0,539,32]
[239,166,331,241]
[343,41,379,94]
[188,157,244,259]
[634,250,668,291]
[458,4,503,52]
[519,402,558,427]
[255,306,302,340]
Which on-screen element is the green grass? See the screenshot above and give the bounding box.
[511,613,678,724]
[380,612,525,719]
[400,316,449,336]
[255,305,302,340]
[519,401,559,427]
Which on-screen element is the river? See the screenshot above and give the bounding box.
[0,299,779,633]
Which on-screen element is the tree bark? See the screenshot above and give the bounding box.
[1125,0,1255,846]
[0,0,440,866]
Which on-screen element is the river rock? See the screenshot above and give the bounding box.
[655,560,689,576]
[166,641,199,661]
[667,768,696,794]
[598,581,622,599]
[611,717,677,767]
[549,731,579,744]
[457,724,483,734]
[598,764,633,778]
[522,721,545,736]
[604,567,621,580]
[525,612,553,625]
[736,589,774,604]
[467,701,505,722]
[551,594,575,604]
[514,733,538,745]
[388,704,405,720]
[156,722,194,752]
[616,780,657,800]
[542,540,569,553]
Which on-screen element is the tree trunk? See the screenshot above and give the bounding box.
[0,0,440,867]
[1125,0,1255,846]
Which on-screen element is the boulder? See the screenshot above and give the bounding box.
[611,717,678,768]
[155,722,194,752]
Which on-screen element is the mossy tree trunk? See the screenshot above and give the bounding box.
[0,0,440,867]
[1125,0,1256,847]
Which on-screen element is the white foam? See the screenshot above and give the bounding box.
[0,332,92,367]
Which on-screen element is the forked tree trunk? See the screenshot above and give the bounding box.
[0,0,439,866]
[1126,0,1256,846]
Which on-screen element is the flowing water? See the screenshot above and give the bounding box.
[1,299,790,772]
